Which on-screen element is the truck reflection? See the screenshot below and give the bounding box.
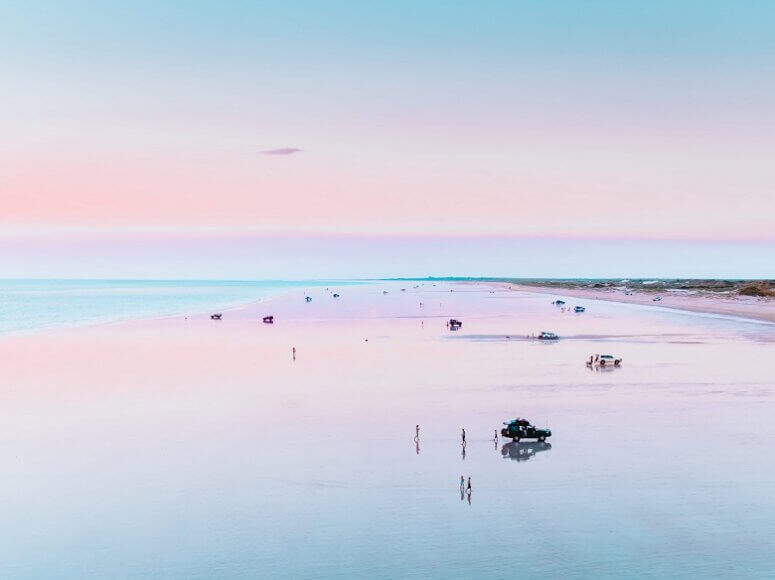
[501,440,552,462]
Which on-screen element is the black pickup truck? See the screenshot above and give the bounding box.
[500,418,551,442]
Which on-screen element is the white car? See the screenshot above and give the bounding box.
[587,354,622,367]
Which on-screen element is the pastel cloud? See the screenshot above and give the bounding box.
[260,147,303,156]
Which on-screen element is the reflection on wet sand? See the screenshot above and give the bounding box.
[501,441,553,462]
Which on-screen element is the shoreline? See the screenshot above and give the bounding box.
[4,279,775,341]
[492,282,775,324]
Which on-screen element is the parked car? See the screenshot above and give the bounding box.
[574,306,586,313]
[587,354,622,367]
[537,331,559,340]
[500,418,552,442]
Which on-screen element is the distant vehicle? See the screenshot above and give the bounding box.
[501,418,551,442]
[383,290,389,294]
[552,300,566,306]
[305,296,312,302]
[537,331,559,340]
[210,313,222,320]
[501,440,552,462]
[262,315,274,324]
[624,291,633,295]
[587,354,622,367]
[449,318,463,329]
[333,293,340,298]
[401,288,406,291]
[574,306,586,313]
[653,296,662,301]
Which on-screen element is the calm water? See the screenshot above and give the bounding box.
[0,279,359,336]
[1,282,774,578]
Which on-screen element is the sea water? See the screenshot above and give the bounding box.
[0,279,358,336]
[1,282,774,578]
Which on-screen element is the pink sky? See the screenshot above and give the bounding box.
[1,1,774,277]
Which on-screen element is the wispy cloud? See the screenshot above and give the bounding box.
[260,147,302,156]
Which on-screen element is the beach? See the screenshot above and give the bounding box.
[1,281,774,578]
[500,282,775,324]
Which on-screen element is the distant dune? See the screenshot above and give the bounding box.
[483,279,775,324]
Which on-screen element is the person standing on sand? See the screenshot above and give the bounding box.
[460,475,464,489]
[466,477,472,494]
[493,430,498,443]
[292,346,296,361]
[461,428,466,446]
[415,425,420,440]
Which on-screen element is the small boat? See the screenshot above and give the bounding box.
[333,293,340,298]
[383,290,389,294]
[449,318,463,329]
[210,313,222,320]
[537,331,559,340]
[262,315,274,324]
[574,306,586,313]
[401,288,406,291]
[552,300,566,306]
[305,296,312,302]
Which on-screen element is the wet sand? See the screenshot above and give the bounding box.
[1,282,774,578]
[500,282,775,324]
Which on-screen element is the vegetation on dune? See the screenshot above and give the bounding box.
[491,278,774,299]
[738,281,775,297]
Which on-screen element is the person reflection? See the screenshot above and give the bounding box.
[461,445,466,460]
[415,438,420,455]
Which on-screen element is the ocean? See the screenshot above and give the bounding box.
[0,279,358,336]
[2,281,774,578]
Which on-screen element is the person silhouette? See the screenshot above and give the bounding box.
[292,346,296,361]
[415,424,420,440]
[466,477,472,494]
[461,428,466,446]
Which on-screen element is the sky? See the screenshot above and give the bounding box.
[1,1,774,278]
